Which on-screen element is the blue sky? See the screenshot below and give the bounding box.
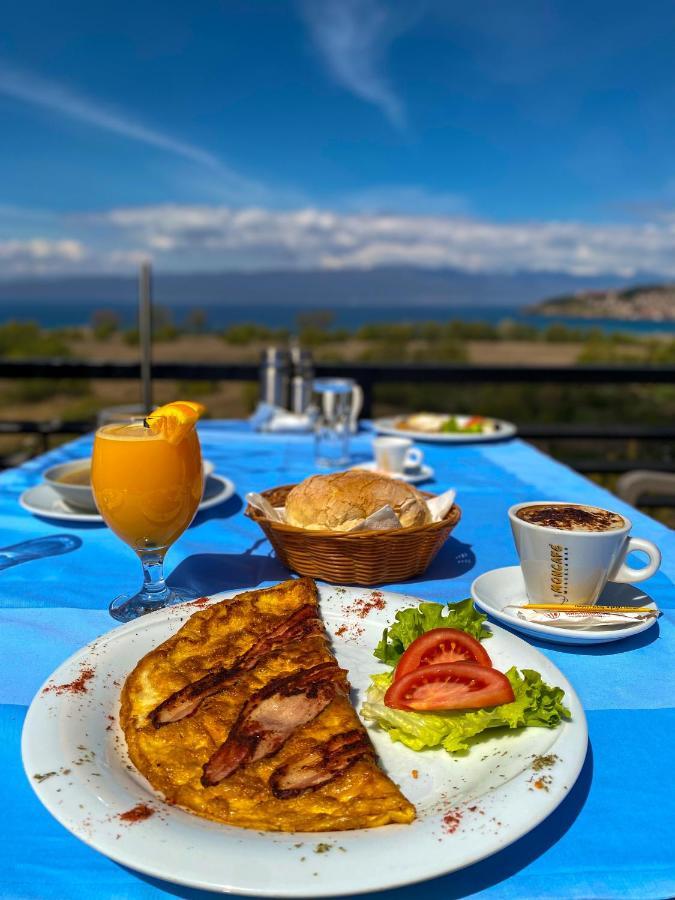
[2,0,675,277]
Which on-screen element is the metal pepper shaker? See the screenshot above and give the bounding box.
[259,347,290,408]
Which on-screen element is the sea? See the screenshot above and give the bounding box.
[4,301,675,336]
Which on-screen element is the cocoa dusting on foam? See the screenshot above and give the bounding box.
[517,504,624,532]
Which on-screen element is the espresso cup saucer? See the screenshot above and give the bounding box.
[471,565,658,645]
[350,460,434,484]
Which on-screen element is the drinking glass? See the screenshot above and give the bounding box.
[91,417,203,622]
[96,404,146,427]
[312,377,355,467]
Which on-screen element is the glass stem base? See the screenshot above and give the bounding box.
[109,549,200,622]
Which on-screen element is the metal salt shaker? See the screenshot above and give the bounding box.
[290,346,315,413]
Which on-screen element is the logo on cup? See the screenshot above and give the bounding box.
[549,543,569,601]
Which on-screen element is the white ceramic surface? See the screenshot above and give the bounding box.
[374,415,517,443]
[372,436,424,474]
[508,501,661,606]
[350,460,435,484]
[471,565,659,645]
[43,460,98,512]
[23,584,587,897]
[19,473,235,523]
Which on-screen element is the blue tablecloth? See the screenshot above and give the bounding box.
[2,421,674,900]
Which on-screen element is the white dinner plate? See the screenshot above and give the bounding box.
[19,473,236,523]
[22,584,586,897]
[374,415,517,443]
[349,460,435,484]
[472,565,659,645]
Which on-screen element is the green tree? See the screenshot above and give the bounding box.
[185,308,208,333]
[91,309,120,340]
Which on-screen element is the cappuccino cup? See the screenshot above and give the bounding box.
[508,501,661,606]
[373,436,423,475]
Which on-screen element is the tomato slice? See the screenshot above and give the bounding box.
[394,628,491,680]
[384,662,515,711]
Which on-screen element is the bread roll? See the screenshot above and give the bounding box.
[284,470,431,532]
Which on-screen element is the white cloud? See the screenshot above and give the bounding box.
[0,238,86,275]
[0,62,223,169]
[4,205,675,278]
[298,0,407,128]
[0,61,273,206]
[92,205,675,278]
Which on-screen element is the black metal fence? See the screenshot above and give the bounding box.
[2,359,674,476]
[4,358,675,411]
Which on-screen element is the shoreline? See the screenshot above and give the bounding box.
[5,304,675,336]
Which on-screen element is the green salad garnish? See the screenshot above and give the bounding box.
[362,666,569,753]
[373,598,491,666]
[366,599,570,754]
[440,417,485,433]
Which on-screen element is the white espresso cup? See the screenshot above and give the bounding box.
[373,436,423,474]
[508,500,661,606]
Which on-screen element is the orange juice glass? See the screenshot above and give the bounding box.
[92,419,203,621]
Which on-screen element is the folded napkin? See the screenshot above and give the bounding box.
[249,402,313,433]
[246,487,457,533]
[504,604,659,629]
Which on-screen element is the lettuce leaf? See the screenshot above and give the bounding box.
[361,667,570,753]
[373,598,491,666]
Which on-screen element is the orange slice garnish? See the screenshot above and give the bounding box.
[145,400,206,444]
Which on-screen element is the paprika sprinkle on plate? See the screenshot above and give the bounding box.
[43,665,95,696]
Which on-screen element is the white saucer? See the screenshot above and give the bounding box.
[198,474,236,511]
[471,565,659,645]
[350,460,435,484]
[19,474,236,523]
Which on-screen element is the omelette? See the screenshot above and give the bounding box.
[120,577,416,832]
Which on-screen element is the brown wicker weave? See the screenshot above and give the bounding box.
[246,483,461,586]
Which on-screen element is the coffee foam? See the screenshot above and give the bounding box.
[516,503,625,532]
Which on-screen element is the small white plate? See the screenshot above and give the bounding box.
[19,473,236,523]
[22,584,586,898]
[198,474,236,511]
[350,460,435,484]
[374,415,517,443]
[471,565,659,645]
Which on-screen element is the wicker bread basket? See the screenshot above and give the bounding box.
[246,483,461,586]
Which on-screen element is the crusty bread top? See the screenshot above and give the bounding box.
[284,470,431,532]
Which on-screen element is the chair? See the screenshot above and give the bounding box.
[615,470,675,507]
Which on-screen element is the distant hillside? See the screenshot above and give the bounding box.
[0,266,631,311]
[530,283,675,321]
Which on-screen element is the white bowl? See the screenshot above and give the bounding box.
[43,456,215,513]
[43,459,97,512]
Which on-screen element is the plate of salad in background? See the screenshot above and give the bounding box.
[374,413,517,443]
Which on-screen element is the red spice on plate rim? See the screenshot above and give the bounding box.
[442,809,463,834]
[43,665,95,696]
[118,803,154,823]
[342,590,386,620]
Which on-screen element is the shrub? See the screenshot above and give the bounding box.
[91,309,120,341]
[0,320,71,358]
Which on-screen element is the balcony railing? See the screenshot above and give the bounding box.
[2,360,674,485]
